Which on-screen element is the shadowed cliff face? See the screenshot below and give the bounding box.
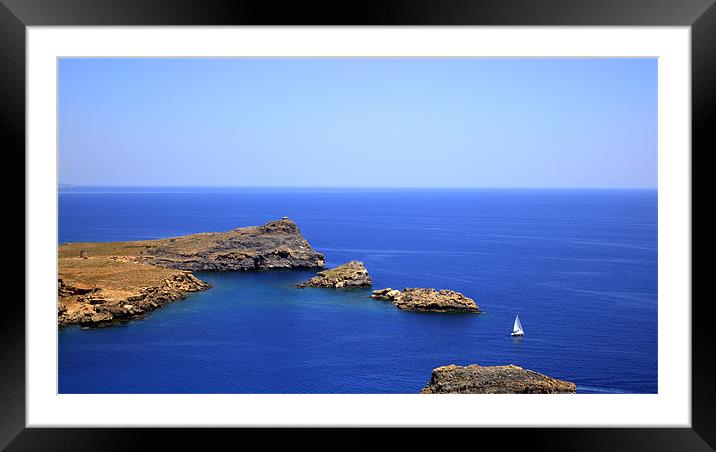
[420,364,576,394]
[58,218,325,327]
[59,218,326,272]
[141,218,325,271]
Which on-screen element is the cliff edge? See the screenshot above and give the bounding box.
[60,218,325,272]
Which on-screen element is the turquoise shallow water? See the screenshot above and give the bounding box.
[58,188,657,393]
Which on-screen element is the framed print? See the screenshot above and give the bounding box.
[4,0,713,449]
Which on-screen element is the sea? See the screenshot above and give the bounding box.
[58,188,658,394]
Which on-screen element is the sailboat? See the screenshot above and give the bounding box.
[511,315,524,336]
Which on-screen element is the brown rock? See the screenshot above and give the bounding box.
[369,288,401,300]
[58,269,211,328]
[371,287,478,313]
[420,364,576,394]
[298,261,372,288]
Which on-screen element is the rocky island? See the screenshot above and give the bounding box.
[371,288,479,313]
[58,218,325,327]
[297,261,372,288]
[420,364,577,394]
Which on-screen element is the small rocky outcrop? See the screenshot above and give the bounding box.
[297,261,372,288]
[420,364,577,394]
[371,288,478,312]
[371,288,402,300]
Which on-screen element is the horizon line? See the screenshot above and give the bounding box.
[58,184,657,190]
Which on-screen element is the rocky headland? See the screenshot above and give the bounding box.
[60,218,325,272]
[58,218,324,327]
[297,261,372,288]
[420,364,577,394]
[371,288,479,313]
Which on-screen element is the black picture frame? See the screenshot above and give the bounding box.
[3,0,712,449]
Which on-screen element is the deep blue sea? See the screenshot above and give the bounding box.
[58,188,657,394]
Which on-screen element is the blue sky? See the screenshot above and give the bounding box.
[58,58,657,188]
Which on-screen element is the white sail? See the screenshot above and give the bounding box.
[512,315,524,335]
